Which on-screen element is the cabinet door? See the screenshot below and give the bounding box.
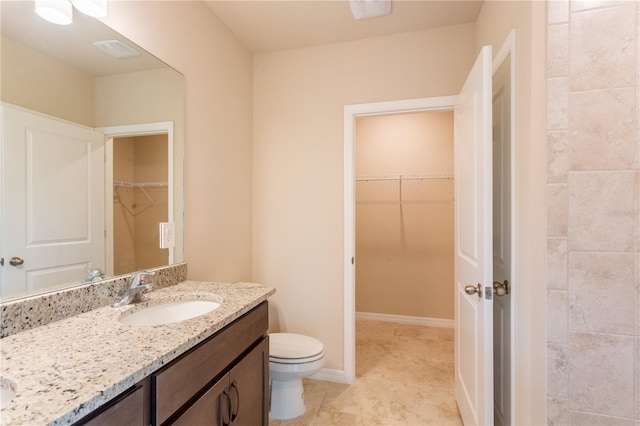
[229,337,269,426]
[172,374,229,426]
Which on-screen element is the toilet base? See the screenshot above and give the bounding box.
[269,378,305,420]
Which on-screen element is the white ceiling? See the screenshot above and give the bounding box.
[205,0,484,54]
[2,1,483,76]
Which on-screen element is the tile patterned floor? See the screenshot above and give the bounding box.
[269,320,462,426]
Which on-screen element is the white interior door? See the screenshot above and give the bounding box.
[0,104,105,297]
[454,46,493,425]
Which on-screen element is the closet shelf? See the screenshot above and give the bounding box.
[113,180,168,188]
[355,173,453,182]
[355,174,454,204]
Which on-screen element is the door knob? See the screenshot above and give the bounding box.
[493,280,510,296]
[464,284,482,298]
[9,257,24,266]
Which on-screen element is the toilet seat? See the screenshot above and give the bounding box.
[269,333,324,364]
[269,351,325,364]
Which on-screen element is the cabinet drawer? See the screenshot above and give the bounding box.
[153,302,268,425]
[78,383,145,426]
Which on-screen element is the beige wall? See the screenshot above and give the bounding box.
[1,35,94,126]
[355,111,454,320]
[475,1,547,424]
[134,135,169,272]
[253,24,475,370]
[103,0,254,282]
[113,137,136,274]
[113,135,169,275]
[545,1,640,423]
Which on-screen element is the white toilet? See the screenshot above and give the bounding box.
[268,332,325,420]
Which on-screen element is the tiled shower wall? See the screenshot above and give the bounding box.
[546,1,640,424]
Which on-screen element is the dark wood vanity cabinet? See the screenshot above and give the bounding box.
[75,302,269,426]
[172,337,269,426]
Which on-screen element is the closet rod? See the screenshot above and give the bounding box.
[355,173,453,181]
[113,180,168,188]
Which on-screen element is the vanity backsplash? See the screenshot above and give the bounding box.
[0,263,187,338]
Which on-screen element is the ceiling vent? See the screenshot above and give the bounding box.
[93,40,140,58]
[349,0,391,20]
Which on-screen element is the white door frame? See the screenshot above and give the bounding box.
[343,96,456,384]
[99,122,174,277]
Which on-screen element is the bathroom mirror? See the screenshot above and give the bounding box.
[0,1,184,301]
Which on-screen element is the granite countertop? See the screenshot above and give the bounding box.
[0,281,275,426]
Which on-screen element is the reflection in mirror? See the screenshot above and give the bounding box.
[0,0,184,301]
[113,135,169,275]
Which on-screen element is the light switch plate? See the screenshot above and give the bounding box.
[159,222,175,249]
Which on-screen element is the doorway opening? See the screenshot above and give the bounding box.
[101,122,175,278]
[112,134,169,275]
[344,96,456,384]
[354,110,455,324]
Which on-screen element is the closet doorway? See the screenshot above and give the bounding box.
[354,111,455,325]
[101,121,176,278]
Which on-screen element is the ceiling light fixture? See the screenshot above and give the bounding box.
[72,0,107,18]
[349,0,391,20]
[35,0,107,25]
[35,0,73,26]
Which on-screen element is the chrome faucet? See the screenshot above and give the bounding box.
[81,268,104,284]
[112,270,155,308]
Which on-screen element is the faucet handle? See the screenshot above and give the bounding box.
[139,270,155,284]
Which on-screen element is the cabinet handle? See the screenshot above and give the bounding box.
[230,381,239,422]
[222,388,231,426]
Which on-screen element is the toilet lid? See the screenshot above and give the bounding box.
[269,333,324,360]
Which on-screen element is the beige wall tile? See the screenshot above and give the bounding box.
[568,252,635,334]
[569,88,637,171]
[571,0,630,12]
[569,411,635,425]
[548,78,569,130]
[547,290,569,343]
[547,24,569,77]
[547,343,569,398]
[569,332,635,417]
[570,4,636,91]
[637,337,640,420]
[568,171,635,251]
[548,398,569,426]
[548,183,569,236]
[636,173,640,251]
[548,0,570,24]
[548,130,569,183]
[547,238,568,290]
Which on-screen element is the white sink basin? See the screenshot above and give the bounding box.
[0,377,17,409]
[119,299,221,326]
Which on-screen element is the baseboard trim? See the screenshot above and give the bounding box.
[356,311,454,328]
[310,368,348,384]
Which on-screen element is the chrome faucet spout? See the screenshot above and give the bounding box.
[112,270,155,308]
